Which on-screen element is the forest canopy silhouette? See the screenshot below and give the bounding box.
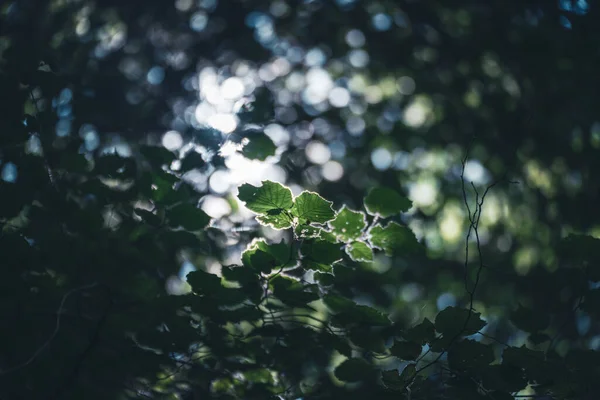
[1,0,599,399]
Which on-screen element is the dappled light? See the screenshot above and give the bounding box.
[1,0,599,398]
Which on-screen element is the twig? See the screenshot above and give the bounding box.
[407,148,517,385]
[50,286,112,399]
[0,282,99,375]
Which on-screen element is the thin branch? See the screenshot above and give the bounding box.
[408,149,517,385]
[50,286,113,399]
[0,282,99,375]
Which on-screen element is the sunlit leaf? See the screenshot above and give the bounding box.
[294,224,324,239]
[364,187,412,218]
[291,191,335,224]
[256,210,293,229]
[238,180,294,214]
[345,241,373,262]
[368,222,422,256]
[328,206,366,241]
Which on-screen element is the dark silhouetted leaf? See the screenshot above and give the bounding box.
[241,133,277,160]
[435,307,487,336]
[167,203,211,231]
[448,339,494,371]
[510,304,550,332]
[334,358,372,382]
[403,318,436,344]
[390,340,422,360]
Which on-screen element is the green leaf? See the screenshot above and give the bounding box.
[403,318,436,344]
[166,203,211,231]
[399,363,417,382]
[390,340,422,360]
[186,270,222,295]
[301,240,343,265]
[221,306,263,323]
[221,266,262,303]
[349,328,386,353]
[241,133,277,161]
[502,346,554,383]
[323,294,390,326]
[328,335,352,357]
[291,191,335,224]
[238,181,294,214]
[243,368,274,384]
[270,275,319,307]
[256,210,293,229]
[328,206,367,241]
[314,272,335,286]
[242,239,292,273]
[242,241,282,274]
[448,339,494,371]
[180,150,205,171]
[435,307,487,336]
[368,222,422,256]
[222,265,258,285]
[295,224,324,239]
[255,239,292,265]
[559,234,600,281]
[510,304,550,333]
[381,369,407,391]
[345,241,373,262]
[323,294,355,312]
[364,187,412,218]
[480,365,528,392]
[134,208,162,227]
[334,358,372,382]
[140,145,176,166]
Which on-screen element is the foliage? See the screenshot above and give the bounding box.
[1,1,600,399]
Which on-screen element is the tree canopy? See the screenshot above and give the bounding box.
[1,0,600,399]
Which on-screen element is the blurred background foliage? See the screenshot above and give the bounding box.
[1,0,600,398]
